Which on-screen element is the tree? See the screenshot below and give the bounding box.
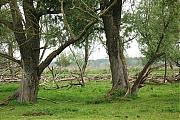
[130,0,180,94]
[101,0,130,95]
[55,52,71,68]
[0,11,18,76]
[0,0,99,103]
[69,30,101,86]
[0,0,115,104]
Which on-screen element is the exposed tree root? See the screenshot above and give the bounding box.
[0,90,20,106]
[0,101,8,106]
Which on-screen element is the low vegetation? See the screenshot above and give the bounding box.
[0,79,179,120]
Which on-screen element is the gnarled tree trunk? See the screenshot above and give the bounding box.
[5,0,41,103]
[8,64,40,102]
[102,0,128,95]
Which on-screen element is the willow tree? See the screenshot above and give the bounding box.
[0,0,100,104]
[0,0,118,104]
[0,11,18,76]
[130,0,180,94]
[101,0,130,95]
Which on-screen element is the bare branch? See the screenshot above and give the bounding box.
[37,9,61,18]
[73,7,99,20]
[69,46,82,71]
[39,41,48,62]
[80,0,95,13]
[99,0,117,17]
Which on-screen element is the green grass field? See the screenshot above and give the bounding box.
[0,81,179,120]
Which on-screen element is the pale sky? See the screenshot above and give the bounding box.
[125,40,141,58]
[89,40,141,60]
[39,40,141,61]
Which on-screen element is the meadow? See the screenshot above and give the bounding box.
[0,79,179,120]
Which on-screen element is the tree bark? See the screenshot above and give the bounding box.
[102,0,128,95]
[6,0,41,103]
[131,53,165,94]
[16,67,40,102]
[169,61,175,78]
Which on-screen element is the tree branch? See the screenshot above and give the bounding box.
[123,34,137,43]
[39,41,48,62]
[155,21,172,54]
[0,0,9,7]
[69,46,82,72]
[100,0,117,17]
[60,0,77,40]
[0,52,21,65]
[38,19,97,75]
[38,0,117,75]
[0,18,13,30]
[37,9,61,18]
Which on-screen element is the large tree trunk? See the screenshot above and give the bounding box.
[18,64,40,102]
[102,0,128,95]
[6,0,41,103]
[8,66,40,102]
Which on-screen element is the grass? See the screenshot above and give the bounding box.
[0,81,179,120]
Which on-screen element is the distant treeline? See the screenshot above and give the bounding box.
[51,57,177,69]
[88,57,144,68]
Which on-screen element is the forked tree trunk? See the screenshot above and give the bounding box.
[102,0,128,95]
[131,60,152,94]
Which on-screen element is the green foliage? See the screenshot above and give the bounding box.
[134,0,180,62]
[39,0,103,50]
[55,52,71,67]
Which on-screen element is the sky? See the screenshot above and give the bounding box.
[40,39,142,62]
[89,40,141,60]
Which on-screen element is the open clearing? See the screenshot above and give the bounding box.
[0,81,179,120]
